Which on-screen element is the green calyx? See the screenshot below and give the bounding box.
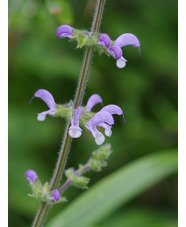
[71,28,100,49]
[65,168,89,189]
[28,179,66,204]
[88,144,112,171]
[69,28,116,57]
[54,104,95,126]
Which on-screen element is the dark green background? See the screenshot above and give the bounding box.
[9,0,177,226]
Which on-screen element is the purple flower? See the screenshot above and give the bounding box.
[86,104,124,145]
[86,110,114,145]
[113,33,140,68]
[86,94,103,112]
[67,94,124,145]
[50,190,60,202]
[56,25,73,39]
[25,170,38,184]
[69,106,82,138]
[98,34,111,48]
[30,89,56,121]
[98,32,140,68]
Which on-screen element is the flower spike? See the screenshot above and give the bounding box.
[56,25,73,39]
[50,190,60,202]
[86,94,103,112]
[30,89,56,121]
[25,170,38,185]
[69,107,82,138]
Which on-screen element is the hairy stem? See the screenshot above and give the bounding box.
[32,203,50,227]
[32,0,106,226]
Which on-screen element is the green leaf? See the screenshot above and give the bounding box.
[96,207,177,227]
[46,150,177,227]
[32,178,43,193]
[45,0,73,24]
[43,182,50,194]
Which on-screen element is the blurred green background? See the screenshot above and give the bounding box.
[8,0,177,226]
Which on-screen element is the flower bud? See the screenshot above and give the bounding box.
[25,170,38,184]
[50,190,60,202]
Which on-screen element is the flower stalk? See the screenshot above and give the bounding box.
[32,0,106,226]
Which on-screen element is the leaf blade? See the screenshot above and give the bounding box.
[46,150,177,227]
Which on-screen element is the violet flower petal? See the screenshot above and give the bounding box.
[25,170,38,185]
[115,33,140,49]
[86,94,103,112]
[31,89,56,121]
[88,110,114,126]
[101,104,123,115]
[108,45,122,60]
[101,104,126,122]
[98,33,111,48]
[69,106,82,138]
[86,111,114,145]
[116,56,127,68]
[87,125,105,145]
[50,190,60,202]
[56,25,73,39]
[98,123,112,137]
[34,89,56,109]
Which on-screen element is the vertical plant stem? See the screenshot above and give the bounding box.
[32,0,106,226]
[32,203,50,227]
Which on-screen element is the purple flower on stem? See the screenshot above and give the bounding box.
[97,32,140,68]
[114,33,140,68]
[25,170,38,185]
[86,110,114,145]
[50,190,60,202]
[69,106,82,138]
[30,89,56,121]
[56,25,73,39]
[94,104,124,144]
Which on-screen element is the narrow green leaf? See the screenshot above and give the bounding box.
[46,150,177,227]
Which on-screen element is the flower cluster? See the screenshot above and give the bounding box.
[30,89,125,145]
[56,25,140,68]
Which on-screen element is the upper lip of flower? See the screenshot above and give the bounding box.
[30,89,56,121]
[86,94,103,112]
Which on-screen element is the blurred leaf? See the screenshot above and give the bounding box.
[93,207,177,227]
[46,150,177,227]
[46,0,74,25]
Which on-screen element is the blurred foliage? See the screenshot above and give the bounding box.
[8,0,177,226]
[46,150,177,227]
